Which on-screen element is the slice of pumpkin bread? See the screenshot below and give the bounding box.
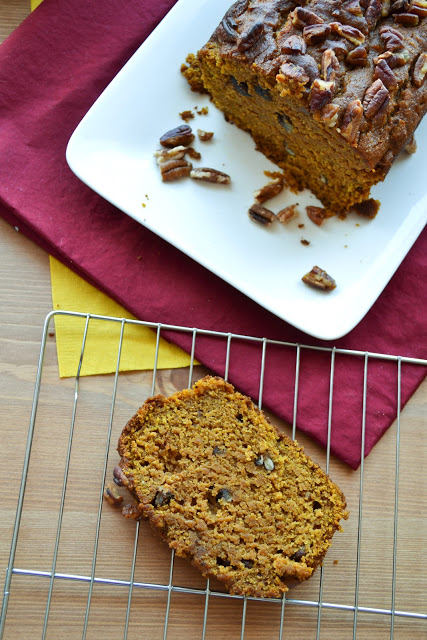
[116,376,348,598]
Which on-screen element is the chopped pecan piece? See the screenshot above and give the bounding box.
[280,34,307,54]
[381,0,391,15]
[309,79,334,112]
[353,199,381,218]
[254,179,284,204]
[347,46,368,66]
[179,110,194,122]
[160,124,195,148]
[303,23,331,45]
[373,59,398,90]
[302,266,336,290]
[277,62,310,96]
[393,12,419,24]
[248,203,276,226]
[412,52,427,87]
[300,238,311,246]
[306,206,326,225]
[340,99,363,145]
[330,22,365,45]
[160,158,193,182]
[363,79,389,119]
[187,147,202,160]
[197,129,214,142]
[154,145,188,164]
[190,167,231,184]
[292,7,324,28]
[277,204,299,224]
[379,25,404,51]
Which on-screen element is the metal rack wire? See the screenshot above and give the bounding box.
[1,310,426,639]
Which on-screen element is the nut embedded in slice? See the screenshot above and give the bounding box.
[302,265,336,290]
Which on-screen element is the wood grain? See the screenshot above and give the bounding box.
[0,2,426,639]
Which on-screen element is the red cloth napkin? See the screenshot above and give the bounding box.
[0,0,425,469]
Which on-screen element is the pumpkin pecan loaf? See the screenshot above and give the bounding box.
[116,376,348,598]
[183,0,427,214]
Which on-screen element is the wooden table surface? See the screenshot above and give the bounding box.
[0,2,426,639]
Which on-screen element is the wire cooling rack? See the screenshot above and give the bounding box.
[1,310,426,640]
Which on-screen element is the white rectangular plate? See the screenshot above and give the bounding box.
[66,0,427,341]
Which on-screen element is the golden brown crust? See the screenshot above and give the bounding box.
[117,376,348,598]
[188,0,427,212]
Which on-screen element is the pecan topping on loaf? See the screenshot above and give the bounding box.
[191,0,427,214]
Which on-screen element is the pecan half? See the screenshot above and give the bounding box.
[363,79,389,119]
[340,99,363,145]
[347,46,368,66]
[321,49,339,82]
[237,22,264,52]
[413,52,427,87]
[303,23,331,45]
[277,204,299,224]
[302,266,336,290]
[373,59,398,89]
[190,167,231,184]
[320,39,350,60]
[409,0,427,17]
[292,6,324,28]
[379,25,404,51]
[393,12,419,24]
[160,158,193,182]
[330,21,365,45]
[248,204,276,226]
[280,34,307,54]
[254,179,284,204]
[160,125,195,148]
[309,79,334,112]
[306,206,326,225]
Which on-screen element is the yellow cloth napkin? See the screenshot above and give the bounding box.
[50,257,194,377]
[31,0,44,9]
